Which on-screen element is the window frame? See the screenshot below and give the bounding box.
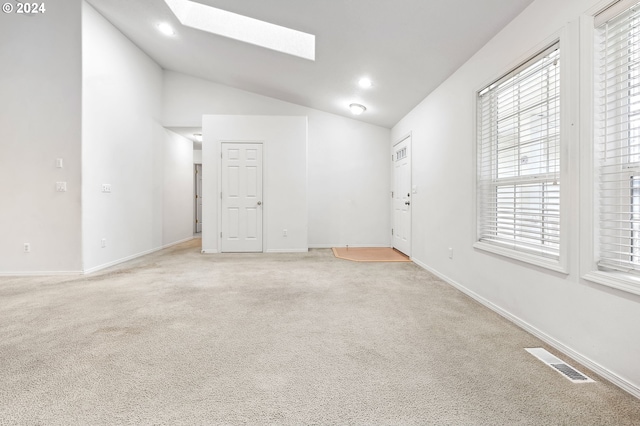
[582,0,640,296]
[473,32,570,274]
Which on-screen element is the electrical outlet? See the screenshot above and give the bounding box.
[283,229,288,237]
[448,247,453,259]
[101,184,112,193]
[101,238,106,248]
[56,182,67,192]
[24,243,30,253]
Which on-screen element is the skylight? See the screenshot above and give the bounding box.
[163,0,315,61]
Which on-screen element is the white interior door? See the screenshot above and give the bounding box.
[195,164,203,233]
[220,142,263,252]
[393,137,411,255]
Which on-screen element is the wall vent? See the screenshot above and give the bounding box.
[525,348,595,383]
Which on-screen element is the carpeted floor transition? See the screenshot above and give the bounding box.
[1,239,639,425]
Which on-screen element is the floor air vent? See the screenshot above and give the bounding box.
[526,348,595,383]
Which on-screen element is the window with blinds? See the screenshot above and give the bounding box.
[476,44,561,261]
[595,2,640,273]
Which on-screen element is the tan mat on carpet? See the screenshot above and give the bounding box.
[332,247,411,262]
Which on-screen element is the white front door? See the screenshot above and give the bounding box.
[393,136,411,255]
[220,142,263,252]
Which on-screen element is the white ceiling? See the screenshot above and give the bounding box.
[86,0,534,129]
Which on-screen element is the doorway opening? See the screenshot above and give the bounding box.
[194,164,202,236]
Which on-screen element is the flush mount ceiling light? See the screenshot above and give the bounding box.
[163,0,315,60]
[157,22,175,36]
[349,103,367,115]
[358,77,372,88]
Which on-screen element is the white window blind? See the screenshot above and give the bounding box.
[477,44,561,260]
[595,2,640,273]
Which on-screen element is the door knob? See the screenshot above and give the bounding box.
[257,201,262,206]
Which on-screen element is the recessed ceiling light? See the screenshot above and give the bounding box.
[349,103,367,115]
[358,78,372,88]
[163,0,315,60]
[157,22,175,36]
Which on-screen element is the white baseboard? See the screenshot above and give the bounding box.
[0,238,196,277]
[0,270,83,277]
[162,236,195,249]
[83,236,194,274]
[411,257,640,400]
[201,249,219,254]
[265,248,309,253]
[308,244,392,249]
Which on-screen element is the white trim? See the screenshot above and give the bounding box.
[393,131,412,147]
[218,140,265,253]
[585,5,640,295]
[0,270,83,277]
[83,236,194,274]
[473,26,572,274]
[308,244,393,249]
[265,248,308,253]
[579,13,598,285]
[201,249,219,254]
[391,132,412,257]
[594,0,640,26]
[473,241,568,274]
[411,257,640,400]
[162,236,195,248]
[583,271,640,297]
[3,237,197,276]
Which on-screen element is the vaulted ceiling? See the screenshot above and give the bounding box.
[86,0,535,128]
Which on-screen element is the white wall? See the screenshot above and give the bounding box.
[163,71,391,248]
[82,3,192,272]
[0,1,83,273]
[392,0,640,396]
[202,115,307,253]
[163,130,195,245]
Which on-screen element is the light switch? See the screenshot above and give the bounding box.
[56,158,63,168]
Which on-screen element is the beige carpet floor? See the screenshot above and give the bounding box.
[1,239,639,425]
[332,247,412,262]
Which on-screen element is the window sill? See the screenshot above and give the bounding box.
[473,241,568,274]
[583,271,640,297]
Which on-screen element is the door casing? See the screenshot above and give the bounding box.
[392,133,412,256]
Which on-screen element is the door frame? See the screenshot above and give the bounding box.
[194,163,202,234]
[217,140,266,252]
[392,132,412,257]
